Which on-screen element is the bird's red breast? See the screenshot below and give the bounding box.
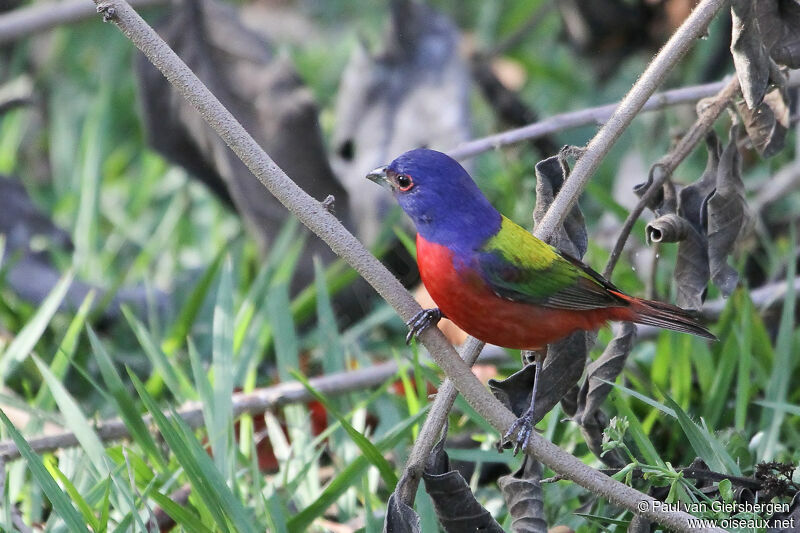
[416,234,635,350]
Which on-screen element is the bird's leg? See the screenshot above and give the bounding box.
[405,308,444,344]
[503,348,545,455]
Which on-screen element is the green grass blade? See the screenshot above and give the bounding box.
[0,409,90,533]
[287,408,427,532]
[162,248,226,356]
[210,257,235,481]
[0,271,73,382]
[314,258,345,376]
[661,393,737,474]
[44,456,101,532]
[88,326,166,471]
[758,258,796,460]
[130,372,258,533]
[292,370,398,489]
[123,306,194,400]
[150,490,215,533]
[32,355,108,476]
[34,290,95,410]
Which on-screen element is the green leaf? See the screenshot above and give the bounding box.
[758,253,796,460]
[0,271,73,382]
[315,258,345,377]
[661,393,738,475]
[34,290,95,410]
[0,408,90,533]
[611,390,664,467]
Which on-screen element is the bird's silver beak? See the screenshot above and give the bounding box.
[366,165,392,189]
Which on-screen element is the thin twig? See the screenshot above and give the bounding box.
[449,80,726,161]
[86,1,723,529]
[0,0,164,44]
[602,75,741,279]
[0,361,401,461]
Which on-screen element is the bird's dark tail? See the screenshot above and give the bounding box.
[613,292,717,340]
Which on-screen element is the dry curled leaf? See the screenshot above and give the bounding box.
[383,492,420,533]
[574,322,636,425]
[646,213,691,244]
[730,0,772,109]
[673,222,710,311]
[422,434,504,533]
[533,152,587,257]
[497,456,548,533]
[707,125,749,296]
[731,0,800,109]
[735,81,790,158]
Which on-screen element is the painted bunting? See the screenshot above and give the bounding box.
[367,148,716,450]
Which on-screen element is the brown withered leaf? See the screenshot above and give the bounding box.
[735,81,790,158]
[497,456,548,533]
[421,434,504,533]
[383,492,420,533]
[673,221,710,310]
[750,0,800,69]
[646,213,691,245]
[332,0,470,244]
[574,322,636,426]
[665,133,726,310]
[533,153,588,257]
[731,0,772,109]
[707,125,749,296]
[678,132,721,229]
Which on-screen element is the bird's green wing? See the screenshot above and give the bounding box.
[477,216,626,310]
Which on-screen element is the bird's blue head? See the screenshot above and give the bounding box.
[366,149,500,247]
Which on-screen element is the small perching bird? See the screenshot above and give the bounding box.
[367,148,716,451]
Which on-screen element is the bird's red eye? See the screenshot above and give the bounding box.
[397,174,413,191]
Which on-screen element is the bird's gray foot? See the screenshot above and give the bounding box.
[503,407,536,455]
[405,308,443,344]
[501,356,542,455]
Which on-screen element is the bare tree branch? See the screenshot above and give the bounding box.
[0,361,401,461]
[0,0,163,44]
[448,79,735,161]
